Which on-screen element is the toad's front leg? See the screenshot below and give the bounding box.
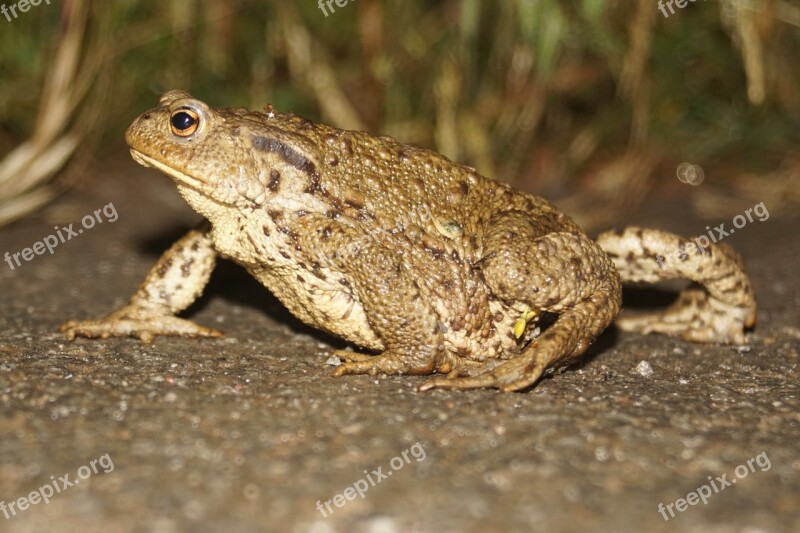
[60,223,221,343]
[421,211,622,392]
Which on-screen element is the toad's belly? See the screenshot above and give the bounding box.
[249,266,385,351]
[248,265,524,360]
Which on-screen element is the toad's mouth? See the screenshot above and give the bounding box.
[129,149,206,190]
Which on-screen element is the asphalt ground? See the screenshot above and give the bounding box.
[0,152,798,532]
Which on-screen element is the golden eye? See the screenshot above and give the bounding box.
[170,108,199,136]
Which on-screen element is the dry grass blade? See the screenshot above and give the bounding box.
[731,0,766,105]
[277,4,365,132]
[0,0,94,226]
[619,0,656,146]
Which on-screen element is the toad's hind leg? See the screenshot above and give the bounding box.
[328,242,453,378]
[596,227,756,344]
[421,211,622,392]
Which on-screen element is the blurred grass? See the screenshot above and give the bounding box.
[0,0,798,227]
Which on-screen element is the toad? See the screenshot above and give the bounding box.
[61,91,757,391]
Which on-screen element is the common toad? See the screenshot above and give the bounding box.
[61,91,757,391]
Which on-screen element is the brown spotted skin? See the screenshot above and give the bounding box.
[60,224,221,343]
[60,91,756,391]
[596,227,756,344]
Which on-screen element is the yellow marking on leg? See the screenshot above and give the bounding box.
[514,308,538,339]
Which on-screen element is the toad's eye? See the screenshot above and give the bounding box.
[170,109,199,136]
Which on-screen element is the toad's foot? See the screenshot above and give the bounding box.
[332,350,455,377]
[418,352,548,392]
[60,307,222,343]
[332,349,375,364]
[418,295,610,392]
[597,227,756,344]
[614,286,751,344]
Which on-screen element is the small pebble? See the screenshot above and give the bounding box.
[633,360,654,378]
[325,355,342,366]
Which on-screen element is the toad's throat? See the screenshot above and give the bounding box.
[129,149,206,190]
